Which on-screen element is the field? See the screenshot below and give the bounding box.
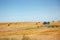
[0,21,60,40]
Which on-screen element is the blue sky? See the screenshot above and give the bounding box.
[0,0,60,22]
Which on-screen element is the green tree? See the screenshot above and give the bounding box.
[43,22,50,24]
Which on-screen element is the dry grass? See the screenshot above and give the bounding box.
[0,22,60,40]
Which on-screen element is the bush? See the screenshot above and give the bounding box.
[0,38,9,40]
[43,22,50,25]
[37,26,40,28]
[11,38,18,40]
[22,35,30,40]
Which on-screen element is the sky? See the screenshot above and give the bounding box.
[0,0,60,22]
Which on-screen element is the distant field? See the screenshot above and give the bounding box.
[0,22,60,40]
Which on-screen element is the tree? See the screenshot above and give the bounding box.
[43,22,50,25]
